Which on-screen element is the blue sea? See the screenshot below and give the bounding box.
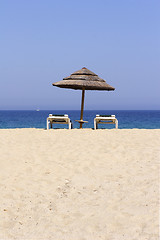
[0,110,160,129]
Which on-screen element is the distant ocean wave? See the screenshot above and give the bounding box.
[0,110,160,129]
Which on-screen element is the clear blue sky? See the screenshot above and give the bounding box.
[0,0,159,110]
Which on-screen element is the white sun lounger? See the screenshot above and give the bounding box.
[94,114,118,129]
[47,114,72,130]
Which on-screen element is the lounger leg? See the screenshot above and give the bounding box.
[47,118,49,130]
[69,121,71,129]
[94,120,97,130]
[115,120,118,129]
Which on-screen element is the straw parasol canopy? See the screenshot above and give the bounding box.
[53,67,115,91]
[52,67,115,128]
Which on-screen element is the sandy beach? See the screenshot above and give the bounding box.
[0,128,159,240]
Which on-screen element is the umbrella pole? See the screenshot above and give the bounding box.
[80,88,85,129]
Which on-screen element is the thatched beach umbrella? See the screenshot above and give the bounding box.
[52,67,115,128]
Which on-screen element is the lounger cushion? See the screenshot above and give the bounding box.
[51,119,66,122]
[96,115,115,117]
[99,115,112,117]
[50,114,66,116]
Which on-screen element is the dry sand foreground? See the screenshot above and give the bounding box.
[0,129,159,240]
